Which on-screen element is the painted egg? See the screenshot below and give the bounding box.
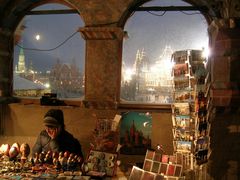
[9,146,19,158]
[0,144,10,156]
[11,142,20,152]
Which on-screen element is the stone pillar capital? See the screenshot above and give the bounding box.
[78,27,124,40]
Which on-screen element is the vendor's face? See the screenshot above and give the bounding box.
[45,126,61,139]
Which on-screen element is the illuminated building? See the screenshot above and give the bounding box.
[15,48,26,74]
[49,59,84,98]
[122,46,174,103]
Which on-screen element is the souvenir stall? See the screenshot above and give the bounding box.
[128,49,212,180]
[0,115,122,179]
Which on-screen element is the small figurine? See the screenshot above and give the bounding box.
[44,151,53,164]
[19,143,30,164]
[58,152,64,164]
[64,151,70,159]
[59,151,68,170]
[52,151,59,159]
[67,153,75,171]
[39,151,46,164]
[33,152,40,164]
[55,160,62,171]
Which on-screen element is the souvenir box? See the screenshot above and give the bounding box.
[84,149,118,177]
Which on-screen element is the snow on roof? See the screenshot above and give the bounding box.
[14,74,46,90]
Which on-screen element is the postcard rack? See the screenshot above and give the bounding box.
[129,149,186,180]
[171,50,211,169]
[194,73,212,165]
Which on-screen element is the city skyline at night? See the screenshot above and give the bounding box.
[13,0,209,101]
[14,0,208,72]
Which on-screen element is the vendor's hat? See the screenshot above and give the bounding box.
[43,109,64,127]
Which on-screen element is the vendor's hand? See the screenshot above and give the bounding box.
[45,126,60,139]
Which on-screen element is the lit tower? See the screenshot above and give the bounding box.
[134,49,142,75]
[161,46,173,62]
[133,49,150,93]
[17,48,26,73]
[158,46,174,87]
[133,50,141,93]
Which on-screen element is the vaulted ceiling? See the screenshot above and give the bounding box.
[0,0,240,32]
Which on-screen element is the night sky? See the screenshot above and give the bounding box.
[14,4,85,72]
[14,0,208,72]
[123,0,208,67]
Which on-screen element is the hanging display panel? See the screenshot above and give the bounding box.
[119,111,152,155]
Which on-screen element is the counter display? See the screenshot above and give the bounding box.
[0,142,120,179]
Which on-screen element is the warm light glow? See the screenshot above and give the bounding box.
[202,47,210,59]
[157,144,163,150]
[150,65,158,73]
[166,60,175,69]
[44,83,50,88]
[124,68,134,82]
[35,34,40,41]
[147,87,155,92]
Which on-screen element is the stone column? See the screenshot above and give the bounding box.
[209,19,240,107]
[0,28,13,98]
[207,19,240,179]
[79,27,124,109]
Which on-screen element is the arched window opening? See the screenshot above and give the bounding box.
[121,0,209,104]
[14,3,85,100]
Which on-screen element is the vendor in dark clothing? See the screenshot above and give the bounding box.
[32,109,83,159]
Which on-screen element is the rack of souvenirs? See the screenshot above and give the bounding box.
[190,50,211,166]
[194,72,212,165]
[129,149,195,180]
[0,144,120,179]
[84,114,121,177]
[91,114,121,152]
[0,115,122,179]
[0,142,87,179]
[83,149,118,177]
[171,49,211,168]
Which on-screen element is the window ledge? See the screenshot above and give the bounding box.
[118,103,172,112]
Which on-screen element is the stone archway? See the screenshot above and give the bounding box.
[0,0,82,98]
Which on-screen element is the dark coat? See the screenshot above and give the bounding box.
[32,129,83,158]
